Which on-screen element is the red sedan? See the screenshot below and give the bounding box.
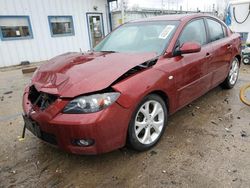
[22,14,241,154]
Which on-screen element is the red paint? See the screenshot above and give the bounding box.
[179,42,201,54]
[22,14,241,154]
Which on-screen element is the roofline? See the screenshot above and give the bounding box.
[127,13,218,23]
[111,10,214,14]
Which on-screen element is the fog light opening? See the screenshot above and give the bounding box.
[74,138,94,147]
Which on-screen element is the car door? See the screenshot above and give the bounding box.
[206,18,233,86]
[173,19,213,109]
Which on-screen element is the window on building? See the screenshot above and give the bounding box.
[48,16,74,37]
[207,19,225,42]
[0,16,33,40]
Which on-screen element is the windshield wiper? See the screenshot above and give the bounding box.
[99,50,117,53]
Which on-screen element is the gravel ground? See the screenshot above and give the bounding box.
[0,64,250,188]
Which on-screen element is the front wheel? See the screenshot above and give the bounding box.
[127,94,167,151]
[221,57,240,89]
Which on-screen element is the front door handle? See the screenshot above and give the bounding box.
[227,44,232,49]
[206,53,212,58]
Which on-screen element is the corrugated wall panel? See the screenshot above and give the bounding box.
[0,0,108,67]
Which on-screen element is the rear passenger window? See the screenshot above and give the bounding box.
[179,19,207,46]
[207,19,225,42]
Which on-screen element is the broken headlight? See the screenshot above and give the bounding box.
[63,92,120,114]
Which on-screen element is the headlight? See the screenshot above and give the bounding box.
[63,92,120,114]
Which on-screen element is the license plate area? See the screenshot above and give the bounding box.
[23,115,41,138]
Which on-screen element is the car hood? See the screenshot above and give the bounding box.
[31,52,158,98]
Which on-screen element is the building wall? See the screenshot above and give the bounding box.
[0,0,109,67]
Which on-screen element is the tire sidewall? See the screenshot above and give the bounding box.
[127,94,168,151]
[243,57,250,64]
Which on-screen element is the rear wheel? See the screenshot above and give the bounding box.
[127,94,167,151]
[222,57,240,89]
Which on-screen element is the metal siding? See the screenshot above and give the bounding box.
[0,0,108,67]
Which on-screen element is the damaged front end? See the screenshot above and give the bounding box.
[112,57,158,85]
[28,85,58,111]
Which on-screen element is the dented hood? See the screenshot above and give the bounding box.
[32,52,158,98]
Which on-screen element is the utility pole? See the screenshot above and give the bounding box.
[121,0,125,24]
[161,0,164,14]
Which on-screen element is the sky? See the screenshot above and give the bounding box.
[113,0,228,13]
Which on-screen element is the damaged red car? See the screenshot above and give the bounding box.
[22,14,241,154]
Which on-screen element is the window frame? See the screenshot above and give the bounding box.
[178,18,208,47]
[173,18,208,55]
[48,15,75,37]
[205,18,227,43]
[86,12,105,49]
[0,15,33,41]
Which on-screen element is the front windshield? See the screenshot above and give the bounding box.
[94,21,179,55]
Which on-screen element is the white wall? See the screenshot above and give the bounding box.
[0,0,109,67]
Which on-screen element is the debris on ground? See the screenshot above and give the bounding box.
[241,131,248,137]
[112,176,118,181]
[211,120,218,125]
[224,98,229,104]
[150,150,157,156]
[20,61,30,66]
[228,169,237,173]
[232,178,238,182]
[3,91,13,95]
[22,67,37,74]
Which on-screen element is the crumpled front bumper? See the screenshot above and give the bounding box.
[22,87,132,154]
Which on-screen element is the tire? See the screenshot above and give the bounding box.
[127,94,167,151]
[243,56,250,64]
[221,57,240,89]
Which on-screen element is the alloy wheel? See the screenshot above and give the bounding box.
[134,100,164,145]
[229,59,239,85]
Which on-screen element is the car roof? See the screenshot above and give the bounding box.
[129,13,215,23]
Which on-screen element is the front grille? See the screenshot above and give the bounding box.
[28,85,58,110]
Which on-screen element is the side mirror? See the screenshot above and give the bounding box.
[175,42,201,56]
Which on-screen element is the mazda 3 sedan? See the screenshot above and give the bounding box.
[22,14,241,154]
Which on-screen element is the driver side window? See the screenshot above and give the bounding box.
[179,19,207,46]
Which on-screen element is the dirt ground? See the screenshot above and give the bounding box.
[0,64,250,188]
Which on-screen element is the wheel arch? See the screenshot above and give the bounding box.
[235,54,241,64]
[147,90,170,113]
